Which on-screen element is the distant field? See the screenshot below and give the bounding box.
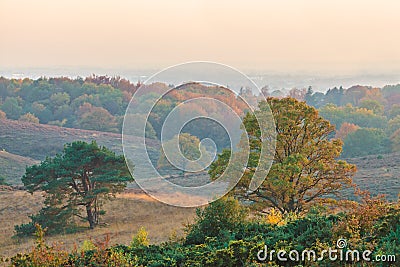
[0,188,196,258]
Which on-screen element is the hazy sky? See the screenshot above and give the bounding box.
[1,0,400,74]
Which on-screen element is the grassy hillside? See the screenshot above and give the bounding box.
[0,119,160,185]
[0,151,38,185]
[346,152,400,201]
[0,118,155,160]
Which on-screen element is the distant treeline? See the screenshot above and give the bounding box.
[1,76,400,157]
[302,85,400,157]
[263,85,400,157]
[0,75,138,132]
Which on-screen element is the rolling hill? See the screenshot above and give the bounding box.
[1,119,132,160]
[0,119,160,185]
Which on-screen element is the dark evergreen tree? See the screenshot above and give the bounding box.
[16,141,133,235]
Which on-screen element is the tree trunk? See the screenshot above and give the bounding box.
[83,170,96,229]
[86,203,95,229]
[287,198,296,213]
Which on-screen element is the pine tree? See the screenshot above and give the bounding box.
[16,141,133,235]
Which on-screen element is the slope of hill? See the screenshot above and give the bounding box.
[0,119,123,160]
[346,153,400,201]
[0,119,160,184]
[0,151,38,185]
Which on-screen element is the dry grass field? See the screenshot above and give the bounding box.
[0,188,196,258]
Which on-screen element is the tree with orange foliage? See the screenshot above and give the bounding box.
[333,189,391,249]
[0,110,6,120]
[335,122,360,140]
[19,112,40,124]
[288,88,306,100]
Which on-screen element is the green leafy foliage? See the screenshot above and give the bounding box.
[388,115,400,135]
[157,133,213,175]
[185,197,248,245]
[1,96,23,119]
[80,239,96,252]
[304,84,400,157]
[319,103,388,130]
[342,128,391,158]
[359,99,384,115]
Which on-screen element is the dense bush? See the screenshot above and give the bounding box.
[0,175,7,185]
[185,197,248,245]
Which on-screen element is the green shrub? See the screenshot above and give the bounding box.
[80,240,96,252]
[14,206,80,237]
[0,175,7,185]
[185,197,248,245]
